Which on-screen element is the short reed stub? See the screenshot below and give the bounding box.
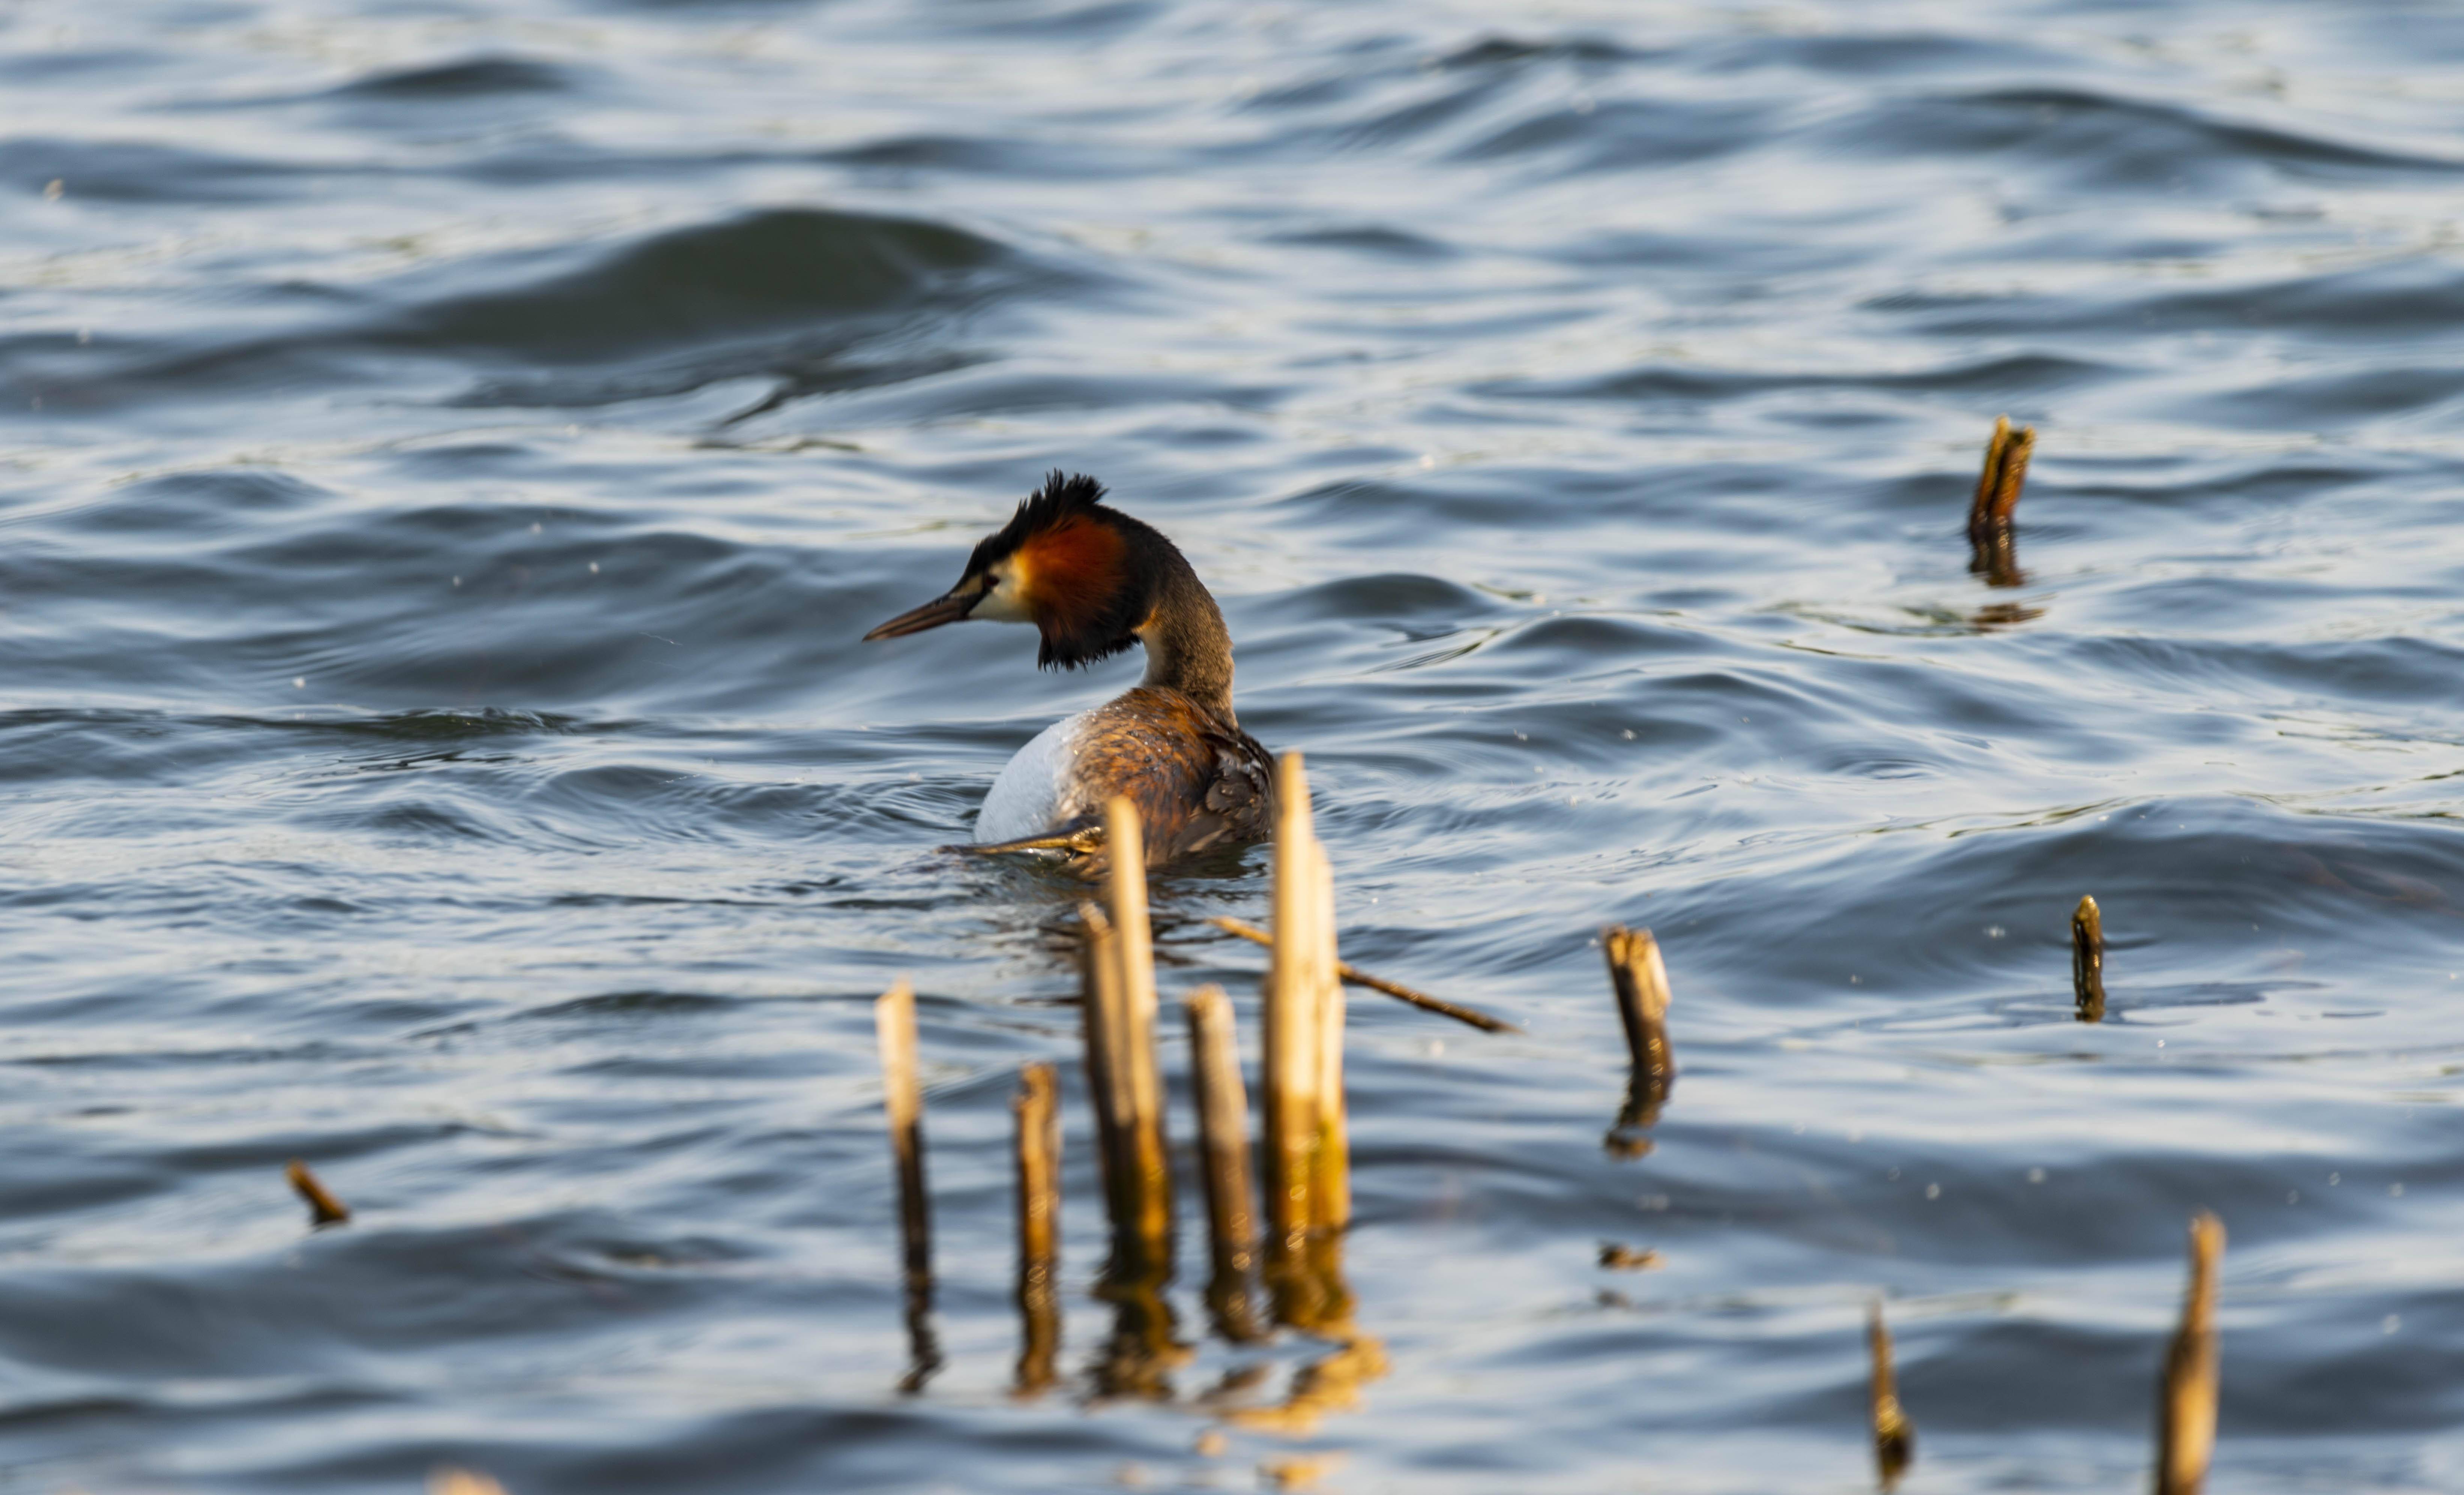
[1012,1062,1061,1394]
[1259,752,1355,1330]
[1185,984,1262,1340]
[1602,926,1676,1151]
[1094,797,1176,1277]
[876,979,930,1285]
[2072,894,2107,1023]
[2155,1211,2225,1495]
[1079,902,1127,1202]
[875,978,941,1392]
[1967,414,2037,586]
[1869,1301,1916,1491]
[285,1160,350,1227]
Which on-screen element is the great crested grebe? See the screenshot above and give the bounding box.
[864,472,1276,868]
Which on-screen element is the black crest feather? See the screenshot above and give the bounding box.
[966,471,1107,576]
[967,471,1160,672]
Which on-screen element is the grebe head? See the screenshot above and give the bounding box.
[864,471,1182,672]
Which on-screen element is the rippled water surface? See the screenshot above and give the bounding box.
[11,1,2464,1490]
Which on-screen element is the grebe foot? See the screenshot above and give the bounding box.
[944,826,1106,858]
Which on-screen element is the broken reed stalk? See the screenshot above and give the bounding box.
[1967,414,2037,586]
[1602,926,1676,1151]
[1083,880,1194,1403]
[875,978,941,1392]
[1869,1301,1916,1492]
[1080,797,1173,1279]
[2155,1212,2225,1495]
[1082,892,1195,1401]
[1079,902,1127,1207]
[1012,1062,1062,1395]
[876,979,931,1286]
[1210,915,1519,1034]
[284,1159,350,1227]
[1262,755,1321,1258]
[1310,845,1351,1236]
[1080,902,1170,1277]
[1260,752,1355,1329]
[2073,895,2107,1023]
[1185,983,1263,1340]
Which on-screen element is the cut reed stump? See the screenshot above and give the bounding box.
[1211,915,1518,1034]
[1869,1301,1915,1492]
[1260,752,1354,1331]
[284,1159,350,1228]
[1602,926,1675,1157]
[2073,895,2107,1022]
[1076,796,1176,1279]
[2155,1212,2225,1495]
[1012,1062,1062,1396]
[1079,799,1188,1397]
[1186,983,1263,1341]
[1967,414,2036,587]
[875,978,941,1392]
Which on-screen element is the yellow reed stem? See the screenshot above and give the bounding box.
[2155,1212,2225,1495]
[1012,1062,1061,1396]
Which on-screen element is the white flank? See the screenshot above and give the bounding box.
[976,712,1086,843]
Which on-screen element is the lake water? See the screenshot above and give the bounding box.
[8,1,2464,1490]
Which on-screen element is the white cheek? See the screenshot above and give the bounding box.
[974,569,1033,623]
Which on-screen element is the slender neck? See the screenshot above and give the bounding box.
[1135,558,1235,718]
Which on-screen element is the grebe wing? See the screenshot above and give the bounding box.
[975,712,1084,845]
[1166,719,1276,859]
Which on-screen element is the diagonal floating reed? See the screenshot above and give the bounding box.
[2155,1211,2225,1495]
[1012,1061,1062,1396]
[875,978,941,1393]
[1209,916,1517,1034]
[285,1159,350,1228]
[1869,1301,1915,1491]
[1967,414,2037,586]
[2073,894,2107,1022]
[1602,926,1676,1156]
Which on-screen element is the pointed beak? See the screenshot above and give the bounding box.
[864,587,979,641]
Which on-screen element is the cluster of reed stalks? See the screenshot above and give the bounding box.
[853,740,2225,1489]
[873,752,1396,1426]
